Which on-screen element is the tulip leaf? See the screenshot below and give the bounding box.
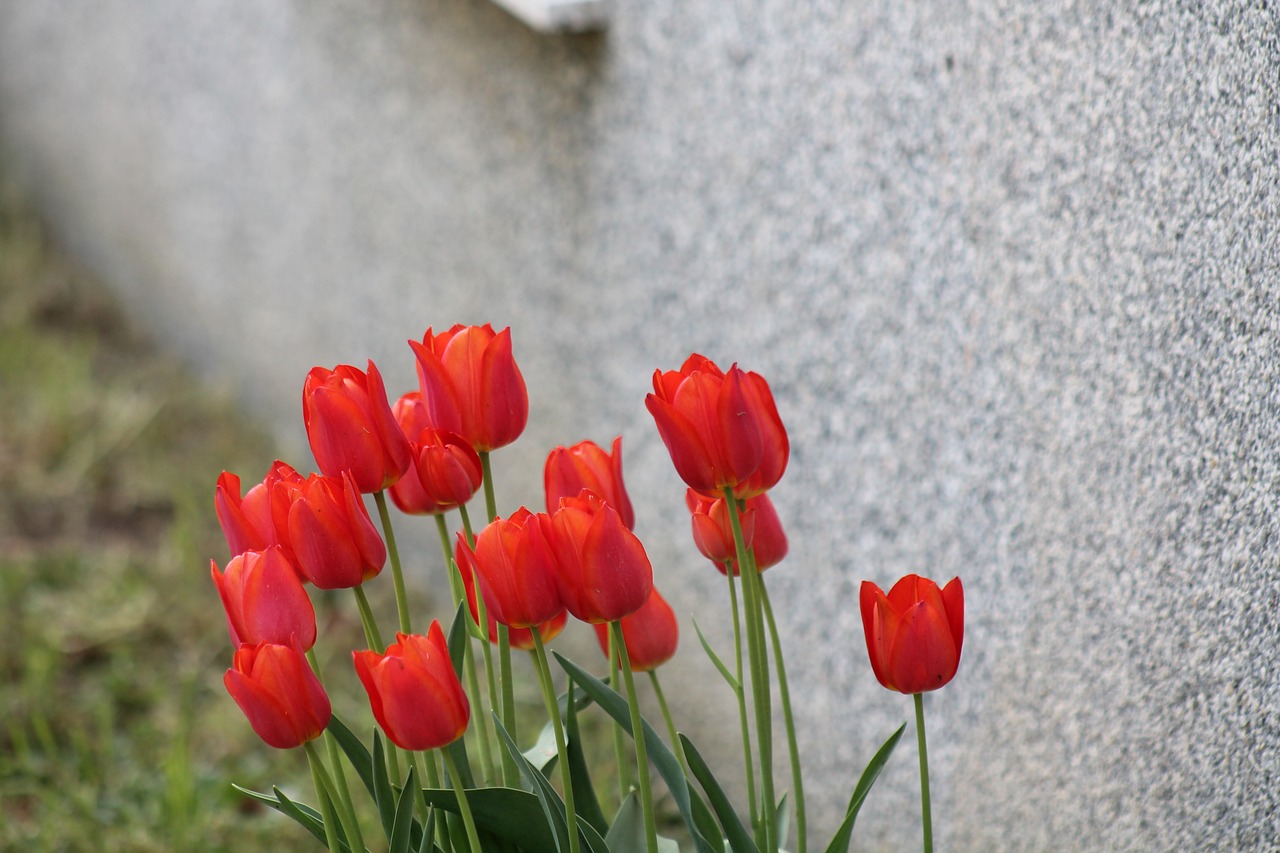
[565,681,609,837]
[604,793,680,853]
[229,784,353,853]
[823,723,907,853]
[775,792,791,850]
[389,766,418,853]
[372,731,399,839]
[554,652,723,853]
[445,600,469,674]
[326,714,376,800]
[693,618,740,692]
[521,716,561,775]
[678,734,759,853]
[421,786,554,852]
[495,713,569,853]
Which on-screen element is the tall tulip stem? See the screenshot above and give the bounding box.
[303,740,346,853]
[612,620,659,853]
[531,628,581,853]
[374,490,412,635]
[435,512,497,785]
[915,692,933,853]
[725,567,759,835]
[305,651,365,853]
[609,628,636,799]
[648,670,688,775]
[725,489,775,852]
[760,578,806,853]
[442,750,484,853]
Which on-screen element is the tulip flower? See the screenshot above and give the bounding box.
[409,324,528,452]
[352,622,470,751]
[860,574,964,695]
[547,490,653,624]
[458,508,563,628]
[646,354,789,499]
[544,436,635,530]
[302,361,412,494]
[215,468,281,557]
[224,640,331,749]
[593,587,678,672]
[686,489,788,575]
[211,547,316,650]
[454,535,567,649]
[272,468,386,589]
[388,392,483,515]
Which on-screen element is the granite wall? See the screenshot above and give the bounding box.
[3,0,1279,848]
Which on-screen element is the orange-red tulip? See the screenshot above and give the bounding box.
[593,587,678,672]
[224,640,331,749]
[458,509,563,628]
[646,354,788,499]
[547,490,653,624]
[686,489,788,575]
[388,392,483,515]
[544,436,635,530]
[303,361,411,493]
[215,468,281,557]
[410,324,528,452]
[860,574,964,695]
[211,547,316,650]
[272,468,386,589]
[454,535,567,649]
[352,623,470,751]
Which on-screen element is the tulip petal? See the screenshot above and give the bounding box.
[887,599,960,694]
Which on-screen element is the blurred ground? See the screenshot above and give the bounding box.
[0,184,316,851]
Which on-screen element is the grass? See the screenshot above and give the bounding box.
[0,185,313,851]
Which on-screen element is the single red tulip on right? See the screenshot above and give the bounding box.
[860,574,964,695]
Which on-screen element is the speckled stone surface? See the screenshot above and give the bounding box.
[3,1,1279,848]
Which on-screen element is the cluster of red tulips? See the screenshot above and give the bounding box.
[210,324,964,853]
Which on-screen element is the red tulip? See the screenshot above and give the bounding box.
[388,392,483,515]
[547,490,653,624]
[544,436,635,530]
[352,622,470,751]
[215,468,281,557]
[409,324,528,452]
[211,547,316,650]
[224,640,331,749]
[457,509,563,628]
[454,535,567,649]
[593,587,678,672]
[860,574,964,695]
[686,490,788,575]
[303,361,411,493]
[646,354,788,499]
[272,468,386,589]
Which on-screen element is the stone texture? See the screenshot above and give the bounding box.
[3,0,1279,848]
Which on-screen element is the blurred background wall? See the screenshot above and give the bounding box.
[2,0,1279,848]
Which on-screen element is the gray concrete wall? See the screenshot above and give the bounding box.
[3,0,1280,848]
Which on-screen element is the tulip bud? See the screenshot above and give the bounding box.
[273,469,386,589]
[544,436,635,530]
[211,547,316,650]
[860,574,964,694]
[303,361,411,493]
[459,509,563,628]
[593,587,679,672]
[686,489,788,575]
[352,622,470,751]
[224,640,331,749]
[547,490,653,624]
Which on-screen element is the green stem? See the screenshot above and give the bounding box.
[760,578,806,853]
[725,566,759,837]
[374,490,412,635]
[306,651,365,853]
[726,488,775,853]
[351,584,385,651]
[915,693,933,853]
[531,628,581,853]
[304,740,346,853]
[442,750,484,853]
[436,512,496,784]
[613,621,659,853]
[479,452,499,523]
[413,750,451,852]
[609,627,635,799]
[497,624,519,787]
[648,670,687,775]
